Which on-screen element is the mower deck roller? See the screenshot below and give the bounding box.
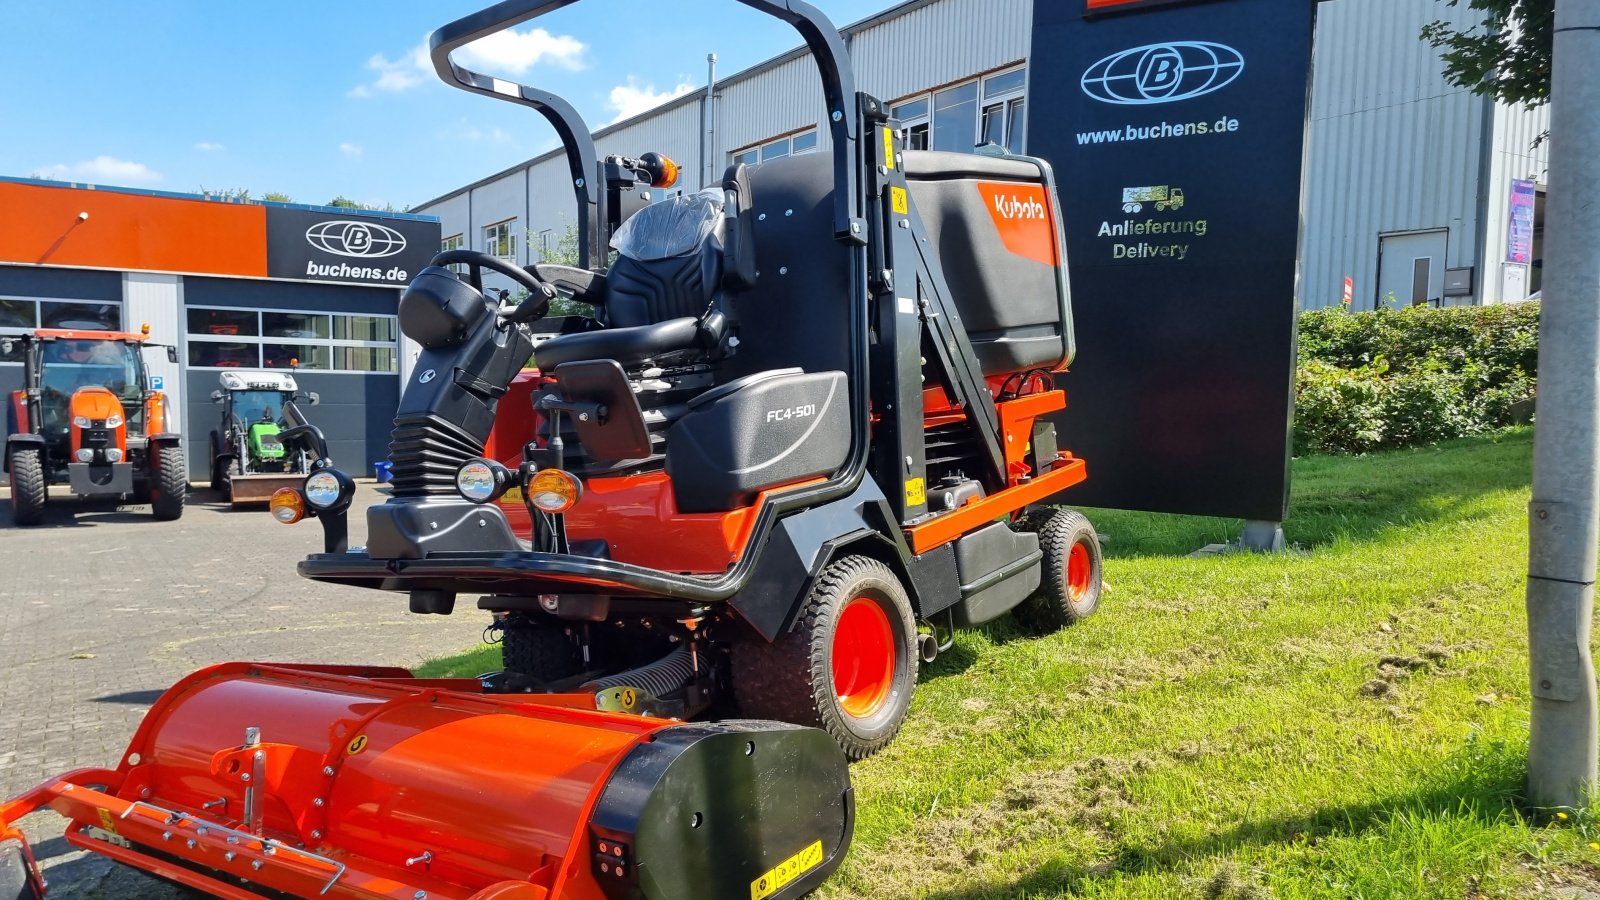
[0,663,852,900]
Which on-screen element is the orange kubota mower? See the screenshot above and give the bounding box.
[4,328,186,525]
[0,1,1099,897]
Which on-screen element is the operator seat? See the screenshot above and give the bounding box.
[533,164,757,371]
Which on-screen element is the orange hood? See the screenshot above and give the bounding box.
[69,387,123,422]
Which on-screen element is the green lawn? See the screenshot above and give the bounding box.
[426,428,1600,898]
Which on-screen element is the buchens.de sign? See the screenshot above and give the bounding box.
[1027,0,1317,522]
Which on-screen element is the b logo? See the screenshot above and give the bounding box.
[1081,42,1245,106]
[306,220,408,259]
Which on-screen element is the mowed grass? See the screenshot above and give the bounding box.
[425,428,1600,898]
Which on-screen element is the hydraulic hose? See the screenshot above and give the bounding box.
[582,646,697,698]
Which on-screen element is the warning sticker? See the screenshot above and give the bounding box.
[751,840,824,900]
[346,734,369,756]
[905,477,926,507]
[882,128,896,169]
[891,187,909,216]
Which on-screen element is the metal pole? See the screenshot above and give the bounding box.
[1527,0,1600,811]
[705,53,719,188]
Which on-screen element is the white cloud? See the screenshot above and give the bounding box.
[339,142,363,158]
[194,142,225,152]
[32,156,162,185]
[608,78,695,124]
[456,28,586,75]
[350,28,584,97]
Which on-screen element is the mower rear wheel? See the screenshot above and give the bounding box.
[500,616,584,683]
[150,443,186,521]
[0,838,40,900]
[732,555,918,761]
[1014,508,1103,633]
[7,448,46,527]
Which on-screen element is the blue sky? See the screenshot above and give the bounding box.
[0,0,882,211]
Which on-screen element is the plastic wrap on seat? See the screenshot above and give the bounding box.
[612,188,726,261]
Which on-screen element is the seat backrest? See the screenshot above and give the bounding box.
[606,190,726,329]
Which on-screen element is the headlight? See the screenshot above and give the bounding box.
[528,468,582,513]
[456,458,510,504]
[304,471,345,509]
[105,448,124,463]
[270,488,306,524]
[104,414,123,428]
[73,416,92,428]
[74,448,94,462]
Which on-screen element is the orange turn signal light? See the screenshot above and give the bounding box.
[270,488,306,524]
[528,469,582,514]
[653,155,680,189]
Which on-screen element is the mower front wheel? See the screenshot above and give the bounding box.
[7,448,47,527]
[732,555,918,761]
[1014,508,1103,633]
[149,443,187,521]
[500,615,584,683]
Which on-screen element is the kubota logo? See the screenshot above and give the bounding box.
[1081,41,1245,106]
[993,194,1047,221]
[305,220,408,259]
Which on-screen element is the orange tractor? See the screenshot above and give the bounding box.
[4,328,186,524]
[0,1,1102,897]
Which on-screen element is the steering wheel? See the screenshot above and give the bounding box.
[430,249,554,324]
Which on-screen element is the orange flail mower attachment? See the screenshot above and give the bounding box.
[0,664,852,900]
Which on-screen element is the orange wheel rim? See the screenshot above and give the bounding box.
[832,597,895,719]
[1067,542,1092,600]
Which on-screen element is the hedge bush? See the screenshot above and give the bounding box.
[1294,303,1540,454]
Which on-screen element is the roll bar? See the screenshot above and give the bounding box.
[427,0,865,257]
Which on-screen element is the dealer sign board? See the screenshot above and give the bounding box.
[264,207,439,288]
[1029,0,1317,522]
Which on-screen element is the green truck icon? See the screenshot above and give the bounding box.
[1121,186,1186,214]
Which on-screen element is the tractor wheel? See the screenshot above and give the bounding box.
[731,555,918,761]
[149,444,187,521]
[500,615,585,683]
[1014,508,1103,633]
[7,448,46,527]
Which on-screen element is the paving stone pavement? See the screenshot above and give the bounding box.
[0,484,486,898]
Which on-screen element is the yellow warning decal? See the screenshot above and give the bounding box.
[905,477,926,507]
[751,840,824,900]
[346,734,369,756]
[97,808,118,834]
[882,128,896,169]
[891,187,909,216]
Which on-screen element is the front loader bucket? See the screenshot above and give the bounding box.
[0,663,852,900]
[230,474,306,507]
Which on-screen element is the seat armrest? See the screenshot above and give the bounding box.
[535,264,607,306]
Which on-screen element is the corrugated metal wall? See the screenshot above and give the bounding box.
[1480,100,1551,303]
[1302,0,1487,310]
[852,0,1029,103]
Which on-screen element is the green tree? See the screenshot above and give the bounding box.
[327,195,401,212]
[1422,0,1554,112]
[530,222,598,318]
[262,191,294,203]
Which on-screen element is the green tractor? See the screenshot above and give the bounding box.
[208,371,319,506]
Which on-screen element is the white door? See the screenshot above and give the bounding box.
[1377,231,1448,309]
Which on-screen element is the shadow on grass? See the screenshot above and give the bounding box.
[1082,430,1534,559]
[917,737,1530,899]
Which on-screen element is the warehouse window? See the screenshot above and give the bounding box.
[0,297,123,363]
[730,128,820,168]
[483,219,517,261]
[185,306,398,373]
[440,233,466,274]
[893,64,1027,155]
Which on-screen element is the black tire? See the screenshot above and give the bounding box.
[731,555,918,761]
[208,432,223,492]
[7,448,46,527]
[1014,508,1103,633]
[0,838,40,900]
[500,615,585,682]
[149,443,186,521]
